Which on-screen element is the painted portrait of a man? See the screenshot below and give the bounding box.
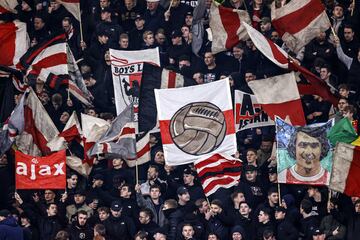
[276,118,333,185]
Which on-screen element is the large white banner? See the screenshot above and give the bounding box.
[155,79,237,166]
[234,90,274,131]
[110,48,160,121]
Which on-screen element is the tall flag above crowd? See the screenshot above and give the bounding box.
[109,48,160,118]
[155,79,236,166]
[56,0,81,21]
[209,2,251,54]
[271,0,331,53]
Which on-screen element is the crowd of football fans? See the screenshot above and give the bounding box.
[0,0,360,239]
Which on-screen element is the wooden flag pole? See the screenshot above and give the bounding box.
[78,5,84,43]
[278,183,281,205]
[351,0,355,16]
[168,0,174,12]
[135,159,139,185]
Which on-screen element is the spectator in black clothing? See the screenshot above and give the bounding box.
[142,30,156,49]
[104,200,136,240]
[341,25,359,58]
[304,31,335,68]
[163,0,192,34]
[155,28,170,66]
[256,208,275,240]
[96,7,123,48]
[20,212,39,240]
[230,225,246,240]
[129,14,146,50]
[274,206,299,240]
[168,29,191,67]
[138,208,160,237]
[120,0,145,32]
[62,17,82,60]
[85,29,109,71]
[319,65,338,94]
[30,14,50,45]
[347,199,360,240]
[203,51,221,83]
[143,0,165,33]
[67,210,94,240]
[182,168,205,202]
[93,223,108,239]
[300,199,320,240]
[181,223,197,240]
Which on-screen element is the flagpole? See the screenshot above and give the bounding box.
[277,183,281,205]
[135,159,139,185]
[351,0,355,16]
[78,5,84,44]
[167,0,174,12]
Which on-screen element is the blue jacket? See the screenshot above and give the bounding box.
[0,216,24,240]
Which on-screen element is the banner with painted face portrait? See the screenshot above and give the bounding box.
[234,90,274,131]
[276,117,334,185]
[110,48,160,122]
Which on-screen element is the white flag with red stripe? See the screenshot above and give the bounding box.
[195,153,242,196]
[271,0,331,53]
[248,72,306,126]
[16,89,59,156]
[155,79,236,166]
[330,143,360,197]
[125,131,152,167]
[0,21,29,67]
[81,113,110,166]
[56,0,81,21]
[209,3,251,54]
[243,22,289,68]
[89,105,137,159]
[47,111,82,151]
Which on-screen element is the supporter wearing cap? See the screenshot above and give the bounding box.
[184,11,193,27]
[129,13,146,50]
[230,225,245,240]
[104,200,136,240]
[260,17,272,38]
[183,167,205,202]
[274,206,299,240]
[177,186,192,213]
[66,189,93,223]
[96,5,124,48]
[135,184,166,227]
[163,0,193,33]
[234,164,266,209]
[168,29,191,66]
[119,0,144,32]
[0,209,24,239]
[143,0,165,33]
[312,228,325,240]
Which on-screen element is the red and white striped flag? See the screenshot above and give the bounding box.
[56,0,81,21]
[330,143,360,197]
[16,89,59,156]
[271,0,331,53]
[47,111,82,151]
[155,79,236,166]
[209,3,251,54]
[81,113,110,166]
[248,72,306,126]
[195,153,242,196]
[125,131,151,167]
[0,21,29,66]
[243,21,289,69]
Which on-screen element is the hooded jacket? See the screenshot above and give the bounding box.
[0,216,24,240]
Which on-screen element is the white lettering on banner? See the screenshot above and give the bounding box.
[16,158,65,181]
